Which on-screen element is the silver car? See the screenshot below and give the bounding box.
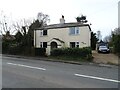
[98,46,110,53]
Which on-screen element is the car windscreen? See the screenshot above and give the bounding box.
[99,46,107,48]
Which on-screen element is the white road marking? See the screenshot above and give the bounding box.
[7,62,46,71]
[75,73,120,83]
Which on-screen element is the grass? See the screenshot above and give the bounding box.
[107,61,119,66]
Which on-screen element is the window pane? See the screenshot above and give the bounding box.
[75,27,79,30]
[43,30,47,35]
[76,45,79,47]
[70,42,75,48]
[76,42,79,45]
[76,29,79,34]
[69,27,75,35]
[43,42,47,48]
[76,42,79,48]
[40,31,43,36]
[76,27,79,34]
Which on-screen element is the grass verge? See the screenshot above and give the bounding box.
[48,56,92,63]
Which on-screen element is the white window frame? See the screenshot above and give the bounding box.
[75,42,79,48]
[75,27,80,34]
[40,30,48,36]
[69,27,80,35]
[40,31,43,36]
[70,42,80,48]
[40,42,47,48]
[69,27,75,35]
[40,42,43,48]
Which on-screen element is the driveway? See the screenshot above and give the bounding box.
[92,51,119,65]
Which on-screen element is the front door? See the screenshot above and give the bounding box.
[51,42,57,50]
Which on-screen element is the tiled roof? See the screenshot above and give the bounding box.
[35,22,91,31]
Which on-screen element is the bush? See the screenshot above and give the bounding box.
[113,35,120,54]
[50,47,92,61]
[8,46,21,55]
[2,41,9,54]
[50,48,63,56]
[35,48,46,56]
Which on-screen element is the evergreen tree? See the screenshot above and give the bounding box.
[76,15,88,23]
[91,32,98,50]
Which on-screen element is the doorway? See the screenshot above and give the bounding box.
[51,42,57,50]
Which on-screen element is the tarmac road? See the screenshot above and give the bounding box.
[2,55,119,88]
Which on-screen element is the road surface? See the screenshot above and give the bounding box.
[2,55,119,88]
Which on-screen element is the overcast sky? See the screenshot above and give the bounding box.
[0,0,119,38]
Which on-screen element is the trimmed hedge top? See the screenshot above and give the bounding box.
[50,47,92,58]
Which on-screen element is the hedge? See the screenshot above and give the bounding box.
[35,48,46,56]
[50,47,92,60]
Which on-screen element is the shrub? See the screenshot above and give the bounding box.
[113,35,120,54]
[8,46,21,55]
[50,48,63,56]
[2,41,9,54]
[35,48,46,56]
[50,47,92,61]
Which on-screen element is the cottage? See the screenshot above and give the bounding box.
[34,16,91,55]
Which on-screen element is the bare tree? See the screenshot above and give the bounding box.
[37,12,50,25]
[0,11,33,36]
[12,18,33,35]
[0,11,15,35]
[103,35,112,43]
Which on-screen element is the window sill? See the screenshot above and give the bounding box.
[40,35,48,37]
[69,34,80,36]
